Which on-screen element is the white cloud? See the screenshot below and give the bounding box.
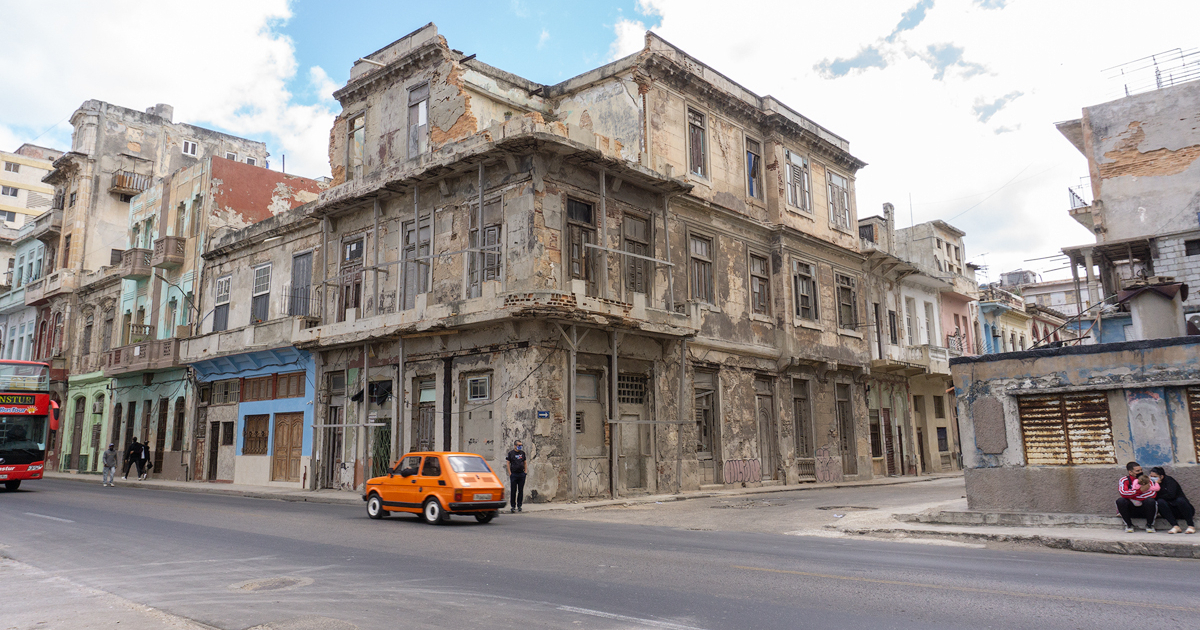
[628,0,1200,280]
[308,66,340,103]
[538,28,551,50]
[0,0,335,179]
[609,18,648,62]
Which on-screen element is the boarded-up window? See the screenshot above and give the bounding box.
[278,372,305,399]
[623,215,650,295]
[1018,393,1117,466]
[243,415,269,455]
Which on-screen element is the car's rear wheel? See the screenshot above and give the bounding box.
[4,480,20,491]
[474,511,496,524]
[422,498,446,524]
[366,494,386,519]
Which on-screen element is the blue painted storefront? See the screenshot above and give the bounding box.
[191,347,315,461]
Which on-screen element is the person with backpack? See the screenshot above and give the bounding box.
[138,441,151,480]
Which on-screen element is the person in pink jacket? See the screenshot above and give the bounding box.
[1117,461,1159,533]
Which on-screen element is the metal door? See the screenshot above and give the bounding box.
[882,408,896,476]
[836,383,857,476]
[414,380,436,451]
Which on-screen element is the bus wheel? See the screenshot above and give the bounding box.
[4,480,20,491]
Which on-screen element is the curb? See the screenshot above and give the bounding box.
[839,526,1200,559]
[46,471,962,512]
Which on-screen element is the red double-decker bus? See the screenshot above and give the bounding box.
[0,361,58,491]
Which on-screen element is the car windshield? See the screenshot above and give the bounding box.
[0,415,47,464]
[449,455,491,473]
[0,363,49,392]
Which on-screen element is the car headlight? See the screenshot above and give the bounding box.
[27,465,43,471]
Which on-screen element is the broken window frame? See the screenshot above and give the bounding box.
[340,236,366,321]
[933,395,946,419]
[792,260,817,321]
[745,137,762,199]
[566,198,597,295]
[688,233,714,304]
[782,150,811,211]
[468,199,503,298]
[888,309,899,345]
[622,213,651,297]
[408,83,430,158]
[687,108,707,178]
[212,275,231,333]
[749,253,770,315]
[827,170,851,230]
[402,219,431,310]
[694,370,718,458]
[251,264,271,324]
[835,273,857,331]
[347,113,365,181]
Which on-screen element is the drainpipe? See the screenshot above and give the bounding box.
[676,337,687,493]
[568,326,577,501]
[372,198,380,316]
[361,341,369,490]
[442,357,452,451]
[610,330,619,499]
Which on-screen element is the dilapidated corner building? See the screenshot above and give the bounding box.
[285,24,872,499]
[1057,77,1200,332]
[41,100,269,472]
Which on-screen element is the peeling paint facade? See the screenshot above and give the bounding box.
[223,23,879,500]
[951,337,1200,514]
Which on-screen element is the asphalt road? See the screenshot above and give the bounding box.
[2,479,1198,630]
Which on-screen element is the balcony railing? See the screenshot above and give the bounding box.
[946,333,966,357]
[24,269,78,305]
[902,344,952,375]
[1068,187,1089,210]
[126,323,154,344]
[28,209,63,244]
[119,248,153,280]
[51,193,65,211]
[110,170,152,195]
[104,337,180,377]
[152,236,186,269]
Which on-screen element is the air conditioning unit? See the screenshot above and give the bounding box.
[92,400,104,414]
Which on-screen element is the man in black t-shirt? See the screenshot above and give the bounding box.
[505,440,527,513]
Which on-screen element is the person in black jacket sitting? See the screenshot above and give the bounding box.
[1150,467,1196,534]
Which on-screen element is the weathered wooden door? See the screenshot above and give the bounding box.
[207,421,220,481]
[69,398,85,470]
[272,413,304,482]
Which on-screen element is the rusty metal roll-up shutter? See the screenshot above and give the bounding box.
[1189,388,1200,462]
[1018,395,1070,465]
[1063,393,1116,465]
[1018,392,1116,466]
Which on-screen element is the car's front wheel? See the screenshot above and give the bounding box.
[422,498,447,524]
[474,511,496,524]
[366,494,386,519]
[3,480,20,491]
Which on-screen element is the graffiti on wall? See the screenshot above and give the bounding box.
[722,458,762,484]
[814,445,843,483]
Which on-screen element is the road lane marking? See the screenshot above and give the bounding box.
[24,513,74,523]
[555,605,704,629]
[732,565,1200,613]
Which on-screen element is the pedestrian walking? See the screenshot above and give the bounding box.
[505,439,527,513]
[122,439,140,480]
[101,443,118,487]
[138,441,151,480]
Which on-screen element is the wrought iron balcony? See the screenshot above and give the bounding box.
[110,170,152,195]
[152,236,186,269]
[118,248,153,280]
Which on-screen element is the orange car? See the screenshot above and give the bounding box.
[363,451,507,524]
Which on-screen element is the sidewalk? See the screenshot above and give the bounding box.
[44,469,960,512]
[827,498,1200,559]
[0,557,214,630]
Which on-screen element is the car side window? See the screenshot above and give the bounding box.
[397,455,421,476]
[420,456,442,477]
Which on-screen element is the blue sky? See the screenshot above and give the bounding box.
[3,0,1199,280]
[284,0,656,91]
